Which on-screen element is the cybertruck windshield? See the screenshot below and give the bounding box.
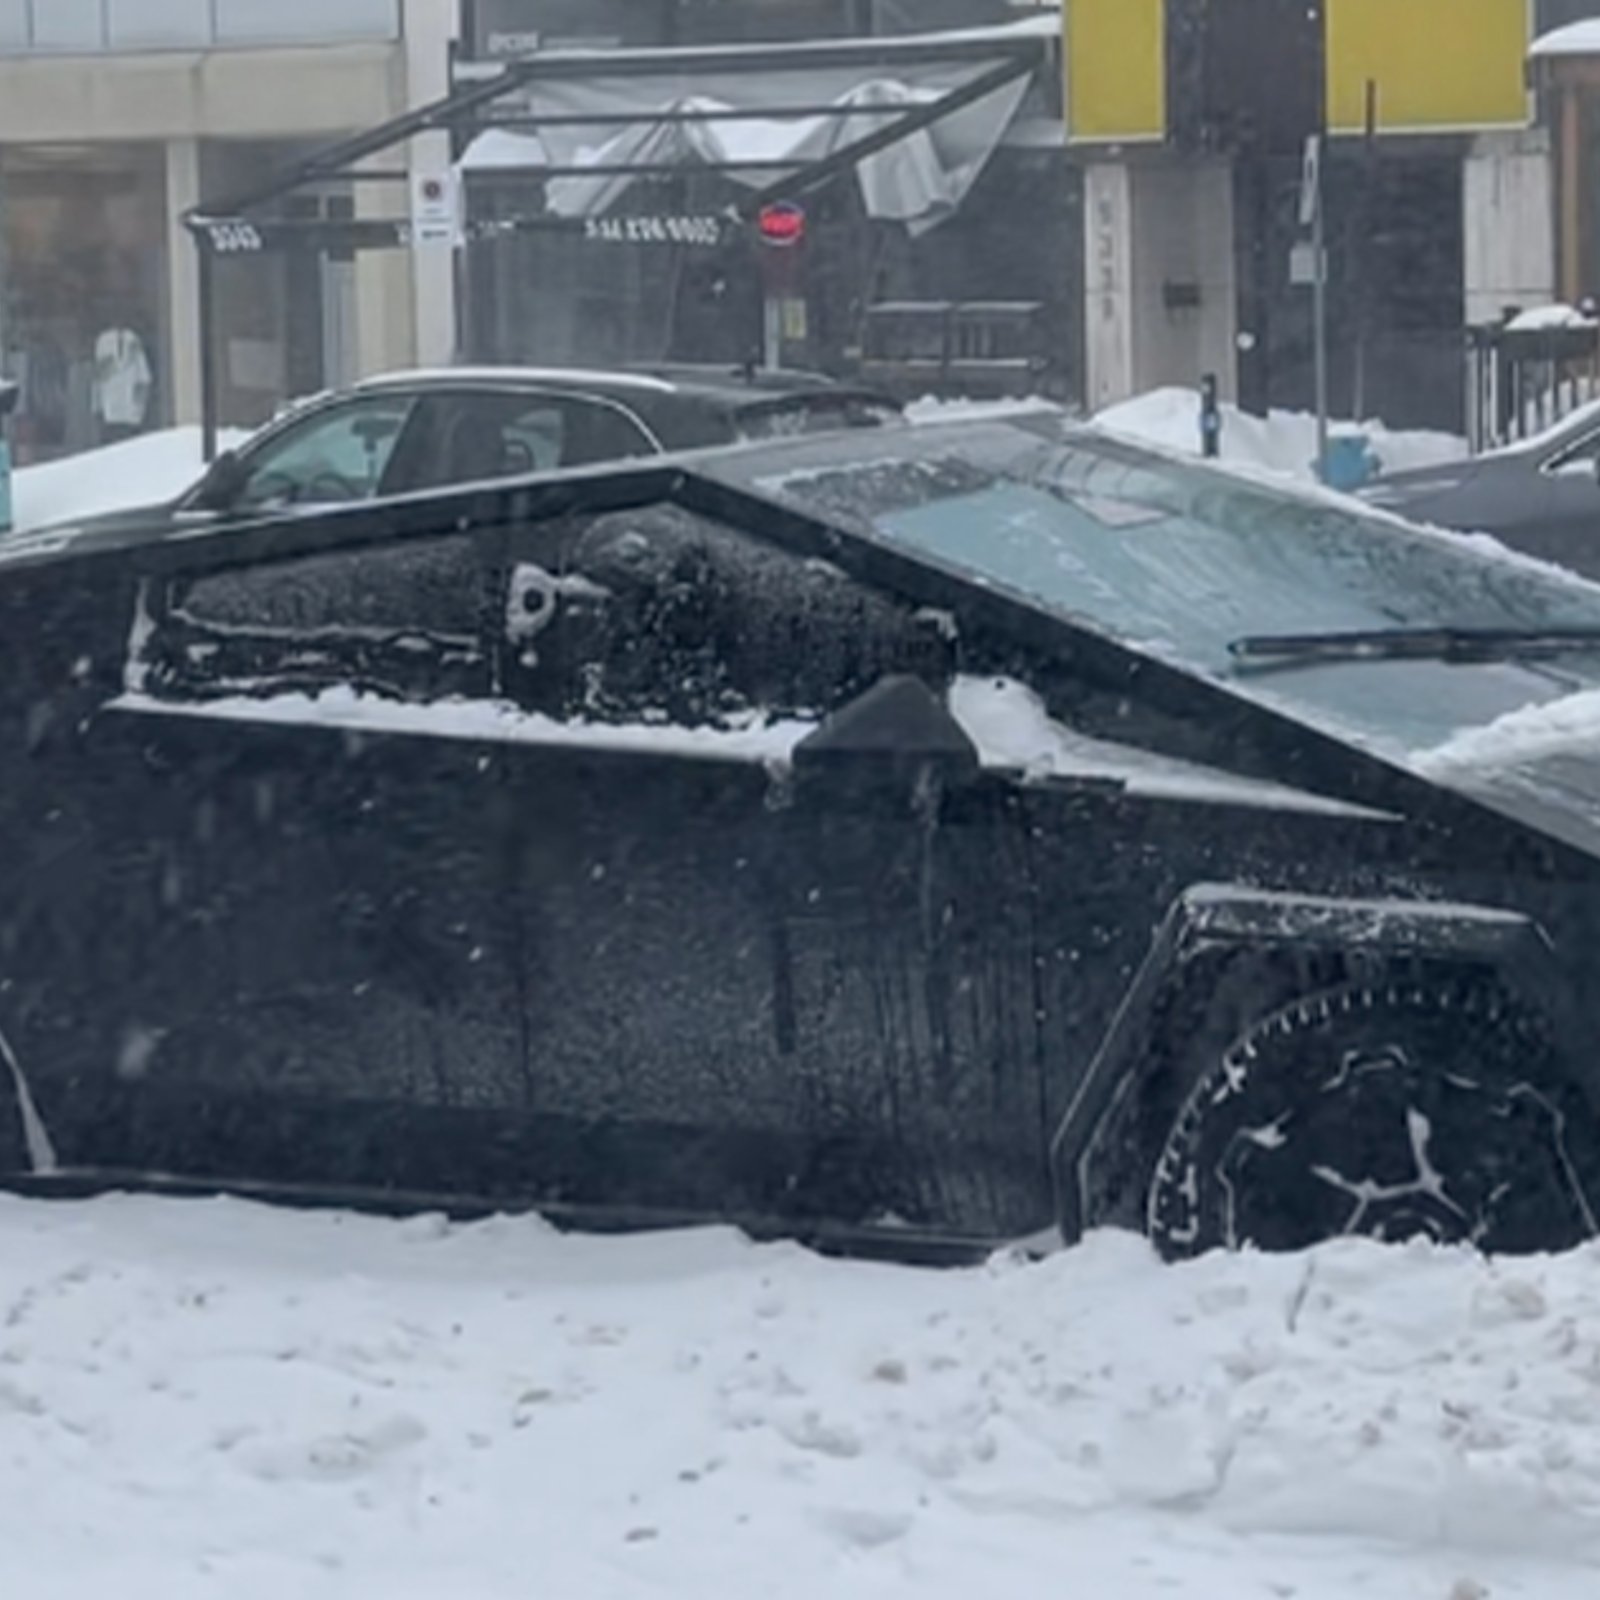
[731,419,1600,763]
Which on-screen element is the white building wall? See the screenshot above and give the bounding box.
[1083,159,1237,412]
[353,151,419,385]
[1082,163,1134,412]
[0,44,402,145]
[1129,161,1236,404]
[1463,129,1556,325]
[164,138,203,425]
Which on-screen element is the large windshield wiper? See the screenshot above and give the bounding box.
[1229,626,1600,667]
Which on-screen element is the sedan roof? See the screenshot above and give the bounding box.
[354,362,895,415]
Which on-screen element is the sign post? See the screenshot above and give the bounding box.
[0,380,20,535]
[1300,131,1330,483]
[410,170,461,248]
[1199,372,1222,458]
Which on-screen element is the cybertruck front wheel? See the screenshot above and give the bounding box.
[1146,979,1600,1258]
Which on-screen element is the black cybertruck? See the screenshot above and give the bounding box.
[3,413,1600,1262]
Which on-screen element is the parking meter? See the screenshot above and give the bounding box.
[1199,373,1222,459]
[0,381,18,535]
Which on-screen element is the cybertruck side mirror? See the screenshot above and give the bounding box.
[791,675,980,797]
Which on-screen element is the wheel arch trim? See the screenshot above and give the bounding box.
[1050,882,1559,1242]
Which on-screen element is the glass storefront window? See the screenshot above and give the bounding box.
[0,0,400,51]
[106,0,212,50]
[26,0,102,51]
[0,145,169,462]
[214,0,400,45]
[0,0,32,50]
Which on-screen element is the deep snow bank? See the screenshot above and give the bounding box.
[10,426,251,534]
[1,1194,1596,1600]
[1096,386,1467,483]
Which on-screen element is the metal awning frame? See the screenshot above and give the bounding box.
[182,27,1053,458]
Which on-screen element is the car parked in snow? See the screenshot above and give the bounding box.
[24,364,902,554]
[1360,402,1600,581]
[3,413,1600,1261]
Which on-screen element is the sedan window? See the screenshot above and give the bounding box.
[398,392,657,492]
[230,396,417,511]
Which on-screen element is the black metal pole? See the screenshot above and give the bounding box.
[1200,372,1222,457]
[196,231,219,463]
[1350,78,1379,421]
[1310,0,1329,480]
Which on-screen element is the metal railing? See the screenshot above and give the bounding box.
[0,0,400,54]
[858,300,1055,400]
[1466,315,1600,453]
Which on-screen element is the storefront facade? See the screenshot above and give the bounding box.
[0,0,454,459]
[0,142,169,457]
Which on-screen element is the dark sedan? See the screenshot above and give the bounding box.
[1361,402,1600,579]
[4,414,1600,1262]
[20,363,900,556]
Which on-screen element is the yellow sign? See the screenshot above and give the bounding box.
[1064,0,1165,144]
[1326,0,1530,132]
[1064,0,1531,143]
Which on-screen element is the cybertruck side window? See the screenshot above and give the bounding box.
[134,534,490,703]
[511,502,952,725]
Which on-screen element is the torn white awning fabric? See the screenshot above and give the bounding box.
[457,31,1041,234]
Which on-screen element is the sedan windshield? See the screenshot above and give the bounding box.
[740,419,1600,762]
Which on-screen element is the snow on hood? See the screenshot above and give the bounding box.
[950,675,1389,818]
[1412,688,1600,777]
[1404,690,1600,856]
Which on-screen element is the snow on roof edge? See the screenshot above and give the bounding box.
[1531,19,1600,58]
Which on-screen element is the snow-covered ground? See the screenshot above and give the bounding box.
[909,386,1468,484]
[7,392,1600,1598]
[1095,386,1468,483]
[3,1195,1597,1599]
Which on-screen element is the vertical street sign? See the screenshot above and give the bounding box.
[1298,131,1330,481]
[1298,131,1322,230]
[410,170,461,248]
